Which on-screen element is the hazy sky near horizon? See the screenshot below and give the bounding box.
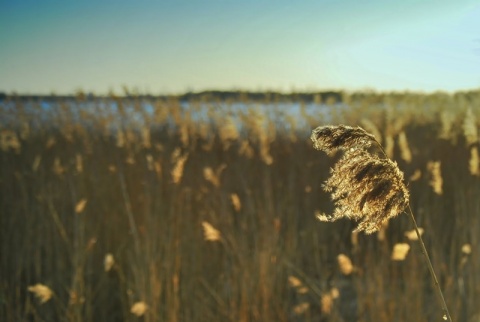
[1,0,479,94]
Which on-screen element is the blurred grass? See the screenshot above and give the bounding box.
[0,90,479,322]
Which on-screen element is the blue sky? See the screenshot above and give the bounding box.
[1,0,479,94]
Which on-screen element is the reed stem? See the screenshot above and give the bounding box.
[374,138,452,321]
[406,204,452,322]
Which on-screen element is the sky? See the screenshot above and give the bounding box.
[1,0,479,95]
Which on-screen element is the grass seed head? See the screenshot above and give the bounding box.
[313,125,409,234]
[28,284,53,304]
[311,125,377,153]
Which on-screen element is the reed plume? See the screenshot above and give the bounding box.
[312,126,409,234]
[311,124,453,322]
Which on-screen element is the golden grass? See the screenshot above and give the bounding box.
[0,90,479,321]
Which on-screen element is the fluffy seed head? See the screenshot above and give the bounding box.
[311,125,377,153]
[313,125,409,234]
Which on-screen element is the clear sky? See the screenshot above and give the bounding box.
[1,0,479,94]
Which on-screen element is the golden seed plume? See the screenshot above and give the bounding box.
[337,254,354,275]
[398,131,412,163]
[75,199,88,214]
[230,193,242,212]
[293,302,310,315]
[75,154,83,173]
[469,146,479,176]
[201,221,221,242]
[404,228,424,240]
[391,243,410,261]
[171,151,188,184]
[427,161,443,195]
[203,164,227,187]
[312,125,409,234]
[463,108,478,146]
[288,276,303,288]
[0,130,21,152]
[104,253,115,272]
[28,284,53,304]
[461,244,472,255]
[321,293,334,315]
[53,157,65,176]
[409,169,422,181]
[130,301,148,317]
[311,125,376,153]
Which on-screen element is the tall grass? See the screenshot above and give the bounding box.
[1,91,479,321]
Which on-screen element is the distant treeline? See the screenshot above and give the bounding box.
[0,90,343,103]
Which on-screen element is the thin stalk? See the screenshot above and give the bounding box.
[406,204,452,322]
[374,139,452,321]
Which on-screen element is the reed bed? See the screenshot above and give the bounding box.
[0,90,479,322]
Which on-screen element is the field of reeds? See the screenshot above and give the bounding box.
[1,91,479,322]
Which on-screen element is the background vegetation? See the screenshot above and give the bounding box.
[1,90,479,322]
